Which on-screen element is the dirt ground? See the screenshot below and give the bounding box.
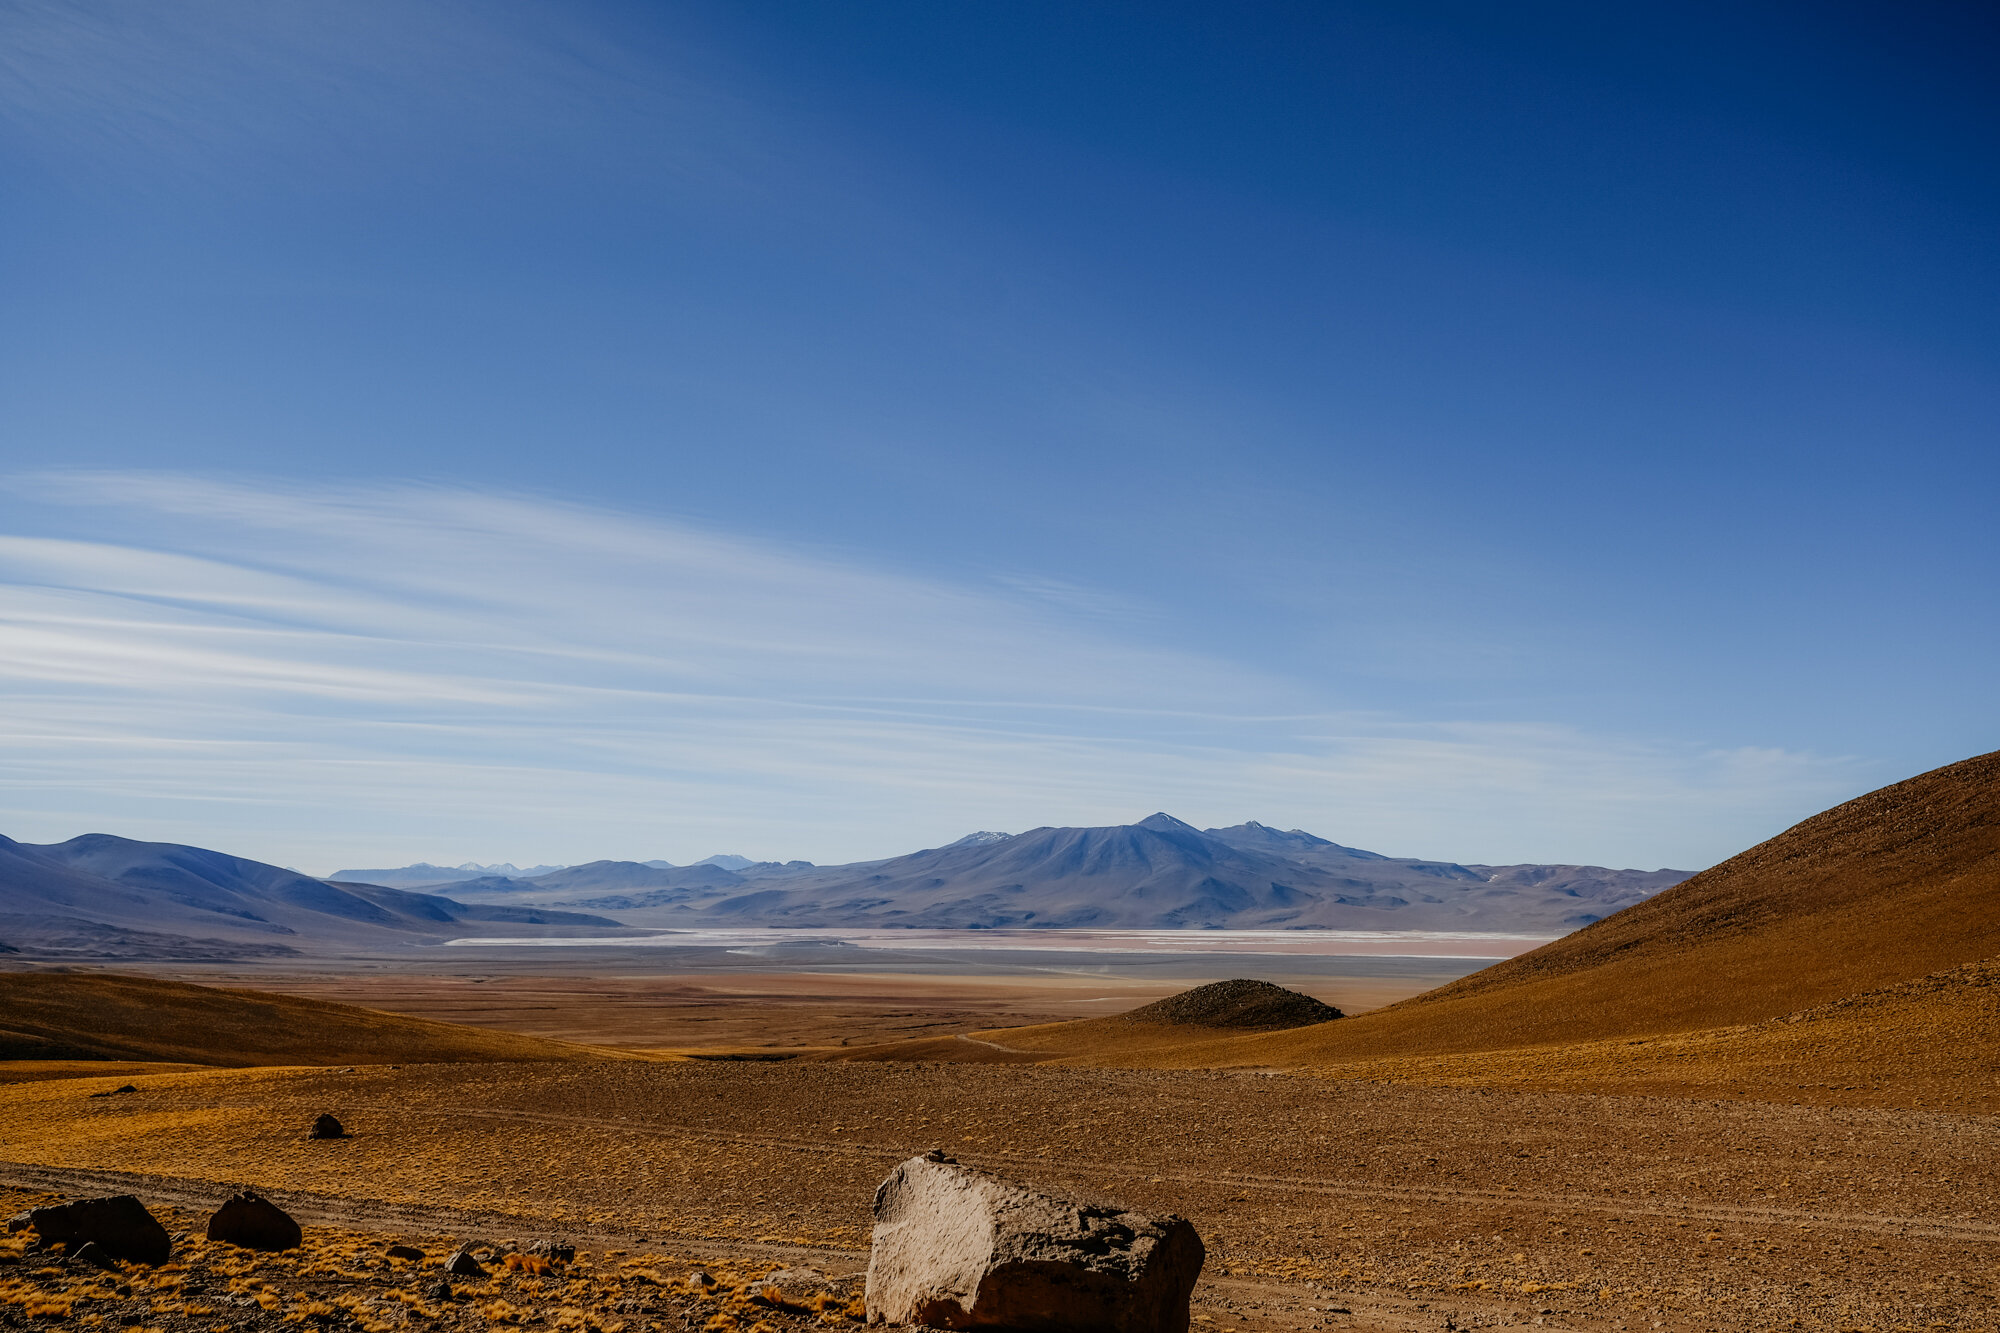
[106,971,1458,1053]
[2,1061,1995,1333]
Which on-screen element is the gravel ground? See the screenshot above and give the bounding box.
[0,1187,861,1333]
[2,1062,1996,1331]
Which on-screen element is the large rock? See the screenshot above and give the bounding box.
[865,1153,1203,1332]
[309,1114,347,1140]
[206,1191,302,1251]
[28,1195,171,1266]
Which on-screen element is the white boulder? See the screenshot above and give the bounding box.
[866,1152,1203,1332]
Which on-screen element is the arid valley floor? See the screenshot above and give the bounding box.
[2,1051,1996,1333]
[5,752,2000,1332]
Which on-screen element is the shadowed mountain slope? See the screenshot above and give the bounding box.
[0,834,621,958]
[0,972,629,1065]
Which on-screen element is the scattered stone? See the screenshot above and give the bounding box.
[865,1152,1204,1333]
[308,1114,347,1140]
[206,1191,302,1251]
[445,1247,485,1277]
[764,1267,823,1287]
[28,1196,172,1267]
[424,1280,453,1302]
[384,1245,423,1261]
[526,1240,575,1263]
[87,1085,138,1099]
[687,1271,716,1289]
[3,1212,30,1234]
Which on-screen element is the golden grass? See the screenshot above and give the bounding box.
[0,1189,865,1333]
[970,956,2000,1110]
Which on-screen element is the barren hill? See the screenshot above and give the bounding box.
[1300,746,2000,1055]
[0,971,628,1065]
[982,750,2000,1086]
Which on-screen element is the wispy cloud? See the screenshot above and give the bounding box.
[0,472,1865,872]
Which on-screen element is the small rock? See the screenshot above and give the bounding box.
[687,1271,716,1288]
[87,1085,138,1099]
[28,1196,172,1267]
[385,1245,423,1261]
[526,1240,574,1263]
[3,1213,31,1234]
[70,1242,119,1271]
[865,1153,1204,1333]
[424,1280,453,1302]
[445,1248,485,1277]
[764,1267,823,1287]
[308,1114,347,1140]
[206,1191,302,1252]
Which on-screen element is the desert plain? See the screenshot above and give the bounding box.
[4,751,1999,1332]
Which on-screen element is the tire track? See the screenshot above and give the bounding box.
[0,1160,1563,1332]
[244,1099,1999,1243]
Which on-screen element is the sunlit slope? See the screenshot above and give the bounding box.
[986,957,2000,1110]
[998,750,2000,1069]
[0,972,633,1066]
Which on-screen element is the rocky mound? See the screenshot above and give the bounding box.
[1120,979,1342,1030]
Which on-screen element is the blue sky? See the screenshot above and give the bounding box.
[1,0,1994,873]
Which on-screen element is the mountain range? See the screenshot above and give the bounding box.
[0,816,1690,958]
[336,815,1690,933]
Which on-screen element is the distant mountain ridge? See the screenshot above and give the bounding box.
[332,853,762,888]
[437,813,1689,933]
[1,817,1692,959]
[328,860,572,889]
[0,833,620,959]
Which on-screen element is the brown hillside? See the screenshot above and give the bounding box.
[987,955,2000,1111]
[1261,955,2000,1110]
[992,749,2000,1074]
[0,971,633,1066]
